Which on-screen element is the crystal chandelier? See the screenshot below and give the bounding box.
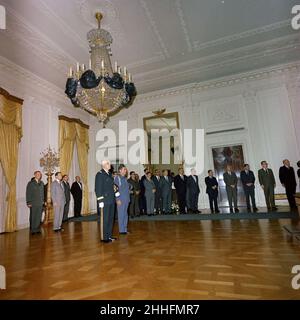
[65,12,137,124]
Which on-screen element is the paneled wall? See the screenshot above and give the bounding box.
[0,56,90,229]
[89,62,300,211]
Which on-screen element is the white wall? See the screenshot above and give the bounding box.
[89,62,300,209]
[0,56,90,230]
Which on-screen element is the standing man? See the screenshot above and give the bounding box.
[297,161,300,190]
[279,159,297,210]
[144,171,156,216]
[174,168,188,214]
[258,161,276,211]
[139,168,148,215]
[71,176,82,217]
[187,168,201,213]
[51,172,66,232]
[240,164,258,212]
[152,169,162,214]
[95,160,120,243]
[128,171,140,219]
[205,170,219,213]
[26,171,45,234]
[160,169,172,214]
[114,164,131,235]
[62,174,71,222]
[223,165,239,213]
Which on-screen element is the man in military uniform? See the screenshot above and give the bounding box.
[258,160,276,211]
[26,171,45,234]
[95,159,120,243]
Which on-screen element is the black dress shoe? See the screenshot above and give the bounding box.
[230,208,234,213]
[119,232,127,235]
[234,208,239,213]
[101,239,112,243]
[215,210,220,213]
[253,207,258,212]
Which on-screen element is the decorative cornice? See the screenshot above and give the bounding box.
[58,115,89,129]
[0,87,23,104]
[135,61,300,102]
[3,6,77,72]
[134,32,300,92]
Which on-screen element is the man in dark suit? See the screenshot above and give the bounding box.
[223,165,239,213]
[71,176,82,217]
[240,164,258,212]
[26,171,45,234]
[139,168,148,215]
[279,159,297,210]
[258,160,276,211]
[187,168,201,213]
[205,170,219,213]
[159,169,172,214]
[62,174,71,221]
[152,169,162,214]
[174,168,187,214]
[95,159,120,243]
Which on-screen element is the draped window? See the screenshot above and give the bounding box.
[0,88,23,232]
[58,116,89,215]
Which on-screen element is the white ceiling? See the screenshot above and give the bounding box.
[0,0,299,94]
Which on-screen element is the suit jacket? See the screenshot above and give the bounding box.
[174,175,187,195]
[258,168,275,187]
[159,176,172,196]
[205,176,218,196]
[223,172,238,189]
[26,179,45,206]
[187,175,200,195]
[51,180,66,205]
[240,170,255,189]
[62,181,71,202]
[95,169,119,205]
[144,178,156,198]
[279,166,296,188]
[71,181,83,201]
[152,176,161,193]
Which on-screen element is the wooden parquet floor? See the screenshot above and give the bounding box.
[0,217,300,300]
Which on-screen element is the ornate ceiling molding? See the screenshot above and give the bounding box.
[175,0,192,53]
[134,32,300,91]
[3,6,77,72]
[136,61,300,102]
[139,0,170,58]
[192,19,291,51]
[76,0,126,49]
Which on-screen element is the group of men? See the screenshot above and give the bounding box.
[222,159,298,213]
[26,157,299,239]
[26,172,83,234]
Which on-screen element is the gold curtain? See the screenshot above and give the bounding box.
[0,88,23,232]
[59,117,89,215]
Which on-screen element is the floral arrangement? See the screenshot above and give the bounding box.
[171,202,180,215]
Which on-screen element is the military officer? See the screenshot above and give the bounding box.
[26,171,45,234]
[95,159,120,243]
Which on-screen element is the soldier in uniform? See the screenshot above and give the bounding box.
[95,159,120,243]
[26,171,45,234]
